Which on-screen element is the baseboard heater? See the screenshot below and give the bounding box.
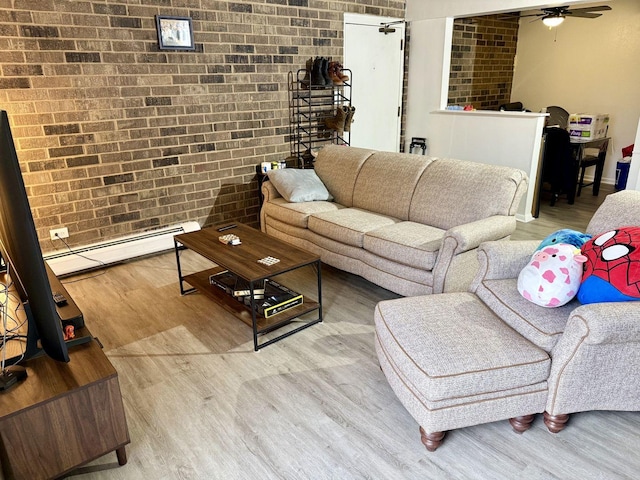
[44,221,201,276]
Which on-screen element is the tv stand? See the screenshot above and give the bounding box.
[0,328,130,479]
[0,271,129,479]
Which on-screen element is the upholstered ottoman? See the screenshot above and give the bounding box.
[374,292,550,451]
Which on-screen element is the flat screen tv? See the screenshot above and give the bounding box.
[0,110,72,367]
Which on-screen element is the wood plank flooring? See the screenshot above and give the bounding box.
[60,185,640,480]
[512,184,616,241]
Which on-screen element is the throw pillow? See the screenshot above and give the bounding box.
[537,228,591,251]
[578,226,640,304]
[517,243,587,308]
[267,169,333,203]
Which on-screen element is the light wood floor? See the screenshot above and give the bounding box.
[61,184,640,480]
[512,184,616,241]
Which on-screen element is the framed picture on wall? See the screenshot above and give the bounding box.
[156,15,195,51]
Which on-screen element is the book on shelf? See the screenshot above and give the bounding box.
[256,279,303,318]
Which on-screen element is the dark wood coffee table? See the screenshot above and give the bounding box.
[174,223,322,351]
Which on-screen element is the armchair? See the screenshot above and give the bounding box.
[472,189,640,432]
[375,190,640,451]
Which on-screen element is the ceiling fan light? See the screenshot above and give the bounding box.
[542,15,565,27]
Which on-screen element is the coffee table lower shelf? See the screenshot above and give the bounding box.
[182,268,321,347]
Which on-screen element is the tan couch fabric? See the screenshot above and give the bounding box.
[261,145,528,296]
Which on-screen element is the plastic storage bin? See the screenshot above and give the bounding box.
[616,160,631,190]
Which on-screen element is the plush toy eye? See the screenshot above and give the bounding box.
[595,230,616,246]
[602,244,631,261]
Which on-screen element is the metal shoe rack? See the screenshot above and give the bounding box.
[288,68,352,168]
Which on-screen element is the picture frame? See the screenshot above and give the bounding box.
[156,15,195,51]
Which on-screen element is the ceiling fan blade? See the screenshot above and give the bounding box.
[566,12,603,19]
[518,12,544,18]
[567,6,612,14]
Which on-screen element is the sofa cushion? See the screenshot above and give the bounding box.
[263,197,344,229]
[308,208,398,248]
[363,222,444,271]
[314,145,375,207]
[352,152,432,220]
[266,168,333,202]
[477,278,578,351]
[409,158,526,230]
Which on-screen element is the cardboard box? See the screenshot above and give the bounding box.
[569,113,609,140]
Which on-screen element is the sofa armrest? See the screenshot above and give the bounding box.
[472,239,540,284]
[431,216,517,294]
[567,302,640,345]
[260,180,281,232]
[261,180,281,202]
[445,215,516,254]
[546,302,640,415]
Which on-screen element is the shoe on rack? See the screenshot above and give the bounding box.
[311,57,325,86]
[328,61,344,85]
[321,58,333,87]
[300,57,313,89]
[334,62,349,82]
[344,106,356,132]
[317,126,332,139]
[323,105,349,133]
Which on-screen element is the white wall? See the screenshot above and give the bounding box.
[511,0,640,185]
[428,111,547,222]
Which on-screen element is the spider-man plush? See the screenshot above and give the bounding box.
[578,226,640,304]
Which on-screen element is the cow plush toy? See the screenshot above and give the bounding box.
[518,243,587,308]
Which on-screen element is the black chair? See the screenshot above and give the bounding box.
[499,101,525,111]
[546,106,569,129]
[577,137,610,197]
[539,127,577,207]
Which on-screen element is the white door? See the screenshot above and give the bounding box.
[344,14,405,152]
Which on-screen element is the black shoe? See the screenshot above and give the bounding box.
[300,57,313,89]
[321,58,332,87]
[311,57,324,86]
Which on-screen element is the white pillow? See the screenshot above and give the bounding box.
[267,169,333,203]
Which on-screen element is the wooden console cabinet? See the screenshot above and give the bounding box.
[0,332,129,479]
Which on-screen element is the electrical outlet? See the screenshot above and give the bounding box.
[50,227,69,241]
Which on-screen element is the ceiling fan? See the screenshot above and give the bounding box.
[521,5,612,27]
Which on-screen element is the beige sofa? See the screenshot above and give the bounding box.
[260,145,528,296]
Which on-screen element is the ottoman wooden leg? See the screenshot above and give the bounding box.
[419,427,446,452]
[543,412,569,433]
[509,414,536,433]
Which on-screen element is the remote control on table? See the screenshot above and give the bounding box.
[52,292,68,306]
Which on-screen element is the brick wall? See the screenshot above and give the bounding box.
[448,15,519,110]
[0,0,405,253]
